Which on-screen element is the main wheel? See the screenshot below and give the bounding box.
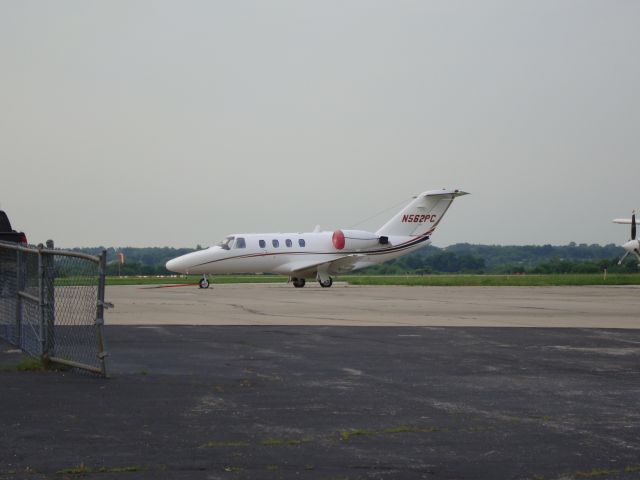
[292,278,306,288]
[319,277,333,288]
[199,277,210,289]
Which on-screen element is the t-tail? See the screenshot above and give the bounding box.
[376,189,468,238]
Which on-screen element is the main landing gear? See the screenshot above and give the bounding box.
[291,277,333,288]
[317,270,333,288]
[199,275,210,289]
[290,276,333,288]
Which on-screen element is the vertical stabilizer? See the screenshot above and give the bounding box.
[375,189,468,237]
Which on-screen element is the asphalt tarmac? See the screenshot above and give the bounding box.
[1,285,640,479]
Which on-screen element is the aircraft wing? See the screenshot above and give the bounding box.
[287,254,374,277]
[613,219,634,224]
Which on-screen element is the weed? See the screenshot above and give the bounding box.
[57,464,147,475]
[575,468,619,478]
[96,465,147,473]
[383,425,439,434]
[340,425,440,441]
[467,426,484,432]
[223,466,243,473]
[200,441,250,448]
[340,429,375,441]
[57,463,92,475]
[261,438,312,446]
[4,468,38,476]
[15,357,48,372]
[107,465,147,473]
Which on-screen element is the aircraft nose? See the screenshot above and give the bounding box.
[166,256,187,273]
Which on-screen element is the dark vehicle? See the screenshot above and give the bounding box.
[0,210,27,244]
[0,211,27,300]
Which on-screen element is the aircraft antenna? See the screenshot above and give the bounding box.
[348,196,412,229]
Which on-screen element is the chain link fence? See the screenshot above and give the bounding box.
[0,240,109,376]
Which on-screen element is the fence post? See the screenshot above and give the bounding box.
[37,244,44,357]
[15,249,24,347]
[43,240,56,357]
[95,249,108,376]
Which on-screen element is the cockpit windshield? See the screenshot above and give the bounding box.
[216,236,235,250]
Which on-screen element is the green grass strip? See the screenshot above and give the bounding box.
[342,273,640,287]
[106,275,288,286]
[102,273,640,287]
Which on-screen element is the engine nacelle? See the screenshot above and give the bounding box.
[332,229,386,251]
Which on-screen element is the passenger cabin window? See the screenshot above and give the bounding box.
[259,240,266,248]
[235,237,246,249]
[298,239,306,247]
[285,239,292,248]
[272,239,280,248]
[217,236,234,250]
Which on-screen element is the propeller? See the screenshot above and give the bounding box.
[618,251,630,265]
[618,210,637,265]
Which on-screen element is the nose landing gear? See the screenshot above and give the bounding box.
[199,276,210,289]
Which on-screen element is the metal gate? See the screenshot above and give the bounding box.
[0,240,109,376]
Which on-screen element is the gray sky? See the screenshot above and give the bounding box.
[1,0,639,248]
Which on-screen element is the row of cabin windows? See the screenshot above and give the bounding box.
[234,238,306,249]
[260,238,306,248]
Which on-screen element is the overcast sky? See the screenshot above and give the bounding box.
[1,1,639,248]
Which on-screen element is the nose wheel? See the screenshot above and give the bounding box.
[292,277,306,288]
[199,276,210,289]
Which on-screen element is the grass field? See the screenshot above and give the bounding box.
[104,274,640,287]
[105,275,288,286]
[342,274,640,286]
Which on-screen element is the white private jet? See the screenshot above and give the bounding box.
[613,211,640,265]
[166,189,468,288]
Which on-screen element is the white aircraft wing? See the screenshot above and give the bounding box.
[287,254,374,277]
[613,219,634,224]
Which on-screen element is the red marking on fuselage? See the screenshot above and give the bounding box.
[139,284,198,289]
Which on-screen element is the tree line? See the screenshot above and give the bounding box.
[69,243,637,276]
[362,243,635,275]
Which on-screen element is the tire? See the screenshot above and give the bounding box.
[319,277,333,288]
[199,277,210,289]
[292,278,306,288]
